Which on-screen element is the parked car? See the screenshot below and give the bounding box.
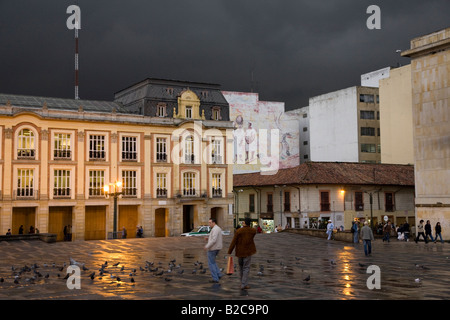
[181,225,231,237]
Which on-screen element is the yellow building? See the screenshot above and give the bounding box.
[402,27,450,240]
[0,78,234,241]
[379,64,414,165]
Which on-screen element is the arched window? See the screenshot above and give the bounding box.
[17,129,36,159]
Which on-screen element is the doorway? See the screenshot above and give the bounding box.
[155,208,167,237]
[49,207,73,241]
[12,207,36,235]
[85,206,106,240]
[119,205,138,239]
[183,205,195,233]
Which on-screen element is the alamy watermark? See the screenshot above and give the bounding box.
[366,5,381,30]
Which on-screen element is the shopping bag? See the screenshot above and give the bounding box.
[226,256,234,275]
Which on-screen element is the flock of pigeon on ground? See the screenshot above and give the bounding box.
[0,256,431,287]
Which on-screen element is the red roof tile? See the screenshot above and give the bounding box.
[233,162,415,187]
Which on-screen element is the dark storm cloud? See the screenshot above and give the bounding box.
[0,0,449,109]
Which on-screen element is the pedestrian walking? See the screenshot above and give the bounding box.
[352,221,359,243]
[63,225,68,241]
[382,221,392,242]
[227,217,257,290]
[361,221,375,256]
[121,226,127,239]
[403,221,410,242]
[415,220,428,243]
[204,218,224,283]
[425,220,434,242]
[19,225,24,235]
[326,220,334,240]
[434,222,444,244]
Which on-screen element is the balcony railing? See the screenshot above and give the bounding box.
[156,153,167,162]
[14,189,39,200]
[212,188,222,198]
[89,151,106,161]
[122,152,137,161]
[385,204,395,212]
[211,155,222,164]
[157,188,168,198]
[185,154,195,164]
[89,188,105,197]
[54,150,72,159]
[122,188,137,197]
[17,149,35,159]
[53,188,71,198]
[320,203,331,212]
[183,188,197,197]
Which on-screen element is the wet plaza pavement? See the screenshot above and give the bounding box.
[0,231,449,300]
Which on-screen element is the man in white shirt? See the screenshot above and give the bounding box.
[204,218,224,283]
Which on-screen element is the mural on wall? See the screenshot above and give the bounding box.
[223,91,300,174]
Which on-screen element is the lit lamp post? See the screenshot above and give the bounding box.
[104,181,123,239]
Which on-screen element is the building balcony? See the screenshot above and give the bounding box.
[17,149,35,160]
[14,189,39,200]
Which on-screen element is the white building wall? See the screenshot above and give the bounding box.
[309,87,359,162]
[361,67,391,87]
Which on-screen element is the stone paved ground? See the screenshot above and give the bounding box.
[0,231,449,300]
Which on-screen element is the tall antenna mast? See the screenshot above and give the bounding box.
[75,26,80,100]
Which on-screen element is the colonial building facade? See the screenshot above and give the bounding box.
[0,79,234,241]
[233,162,415,233]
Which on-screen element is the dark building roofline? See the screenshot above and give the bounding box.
[233,162,415,187]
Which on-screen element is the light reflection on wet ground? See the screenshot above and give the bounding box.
[0,232,449,300]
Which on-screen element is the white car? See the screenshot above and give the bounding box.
[181,226,231,237]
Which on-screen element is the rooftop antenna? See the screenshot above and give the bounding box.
[67,4,81,100]
[75,24,80,100]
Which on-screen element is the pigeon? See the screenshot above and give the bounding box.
[63,273,70,280]
[192,269,197,274]
[116,277,121,282]
[257,271,263,276]
[0,277,4,283]
[45,274,50,279]
[164,277,172,282]
[303,275,311,282]
[131,277,135,283]
[14,278,19,284]
[200,269,206,274]
[415,278,421,283]
[178,269,184,275]
[295,257,301,261]
[82,265,89,271]
[155,270,164,276]
[89,272,95,280]
[120,266,125,272]
[358,263,367,268]
[113,262,120,267]
[330,260,337,266]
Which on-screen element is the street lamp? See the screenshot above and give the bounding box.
[104,181,123,239]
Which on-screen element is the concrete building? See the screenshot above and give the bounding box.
[402,27,450,240]
[379,65,414,165]
[285,106,310,164]
[0,78,235,241]
[309,86,381,163]
[233,162,415,233]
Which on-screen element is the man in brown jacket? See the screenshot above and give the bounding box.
[227,217,257,290]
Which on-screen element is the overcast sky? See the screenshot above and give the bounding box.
[0,0,449,110]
